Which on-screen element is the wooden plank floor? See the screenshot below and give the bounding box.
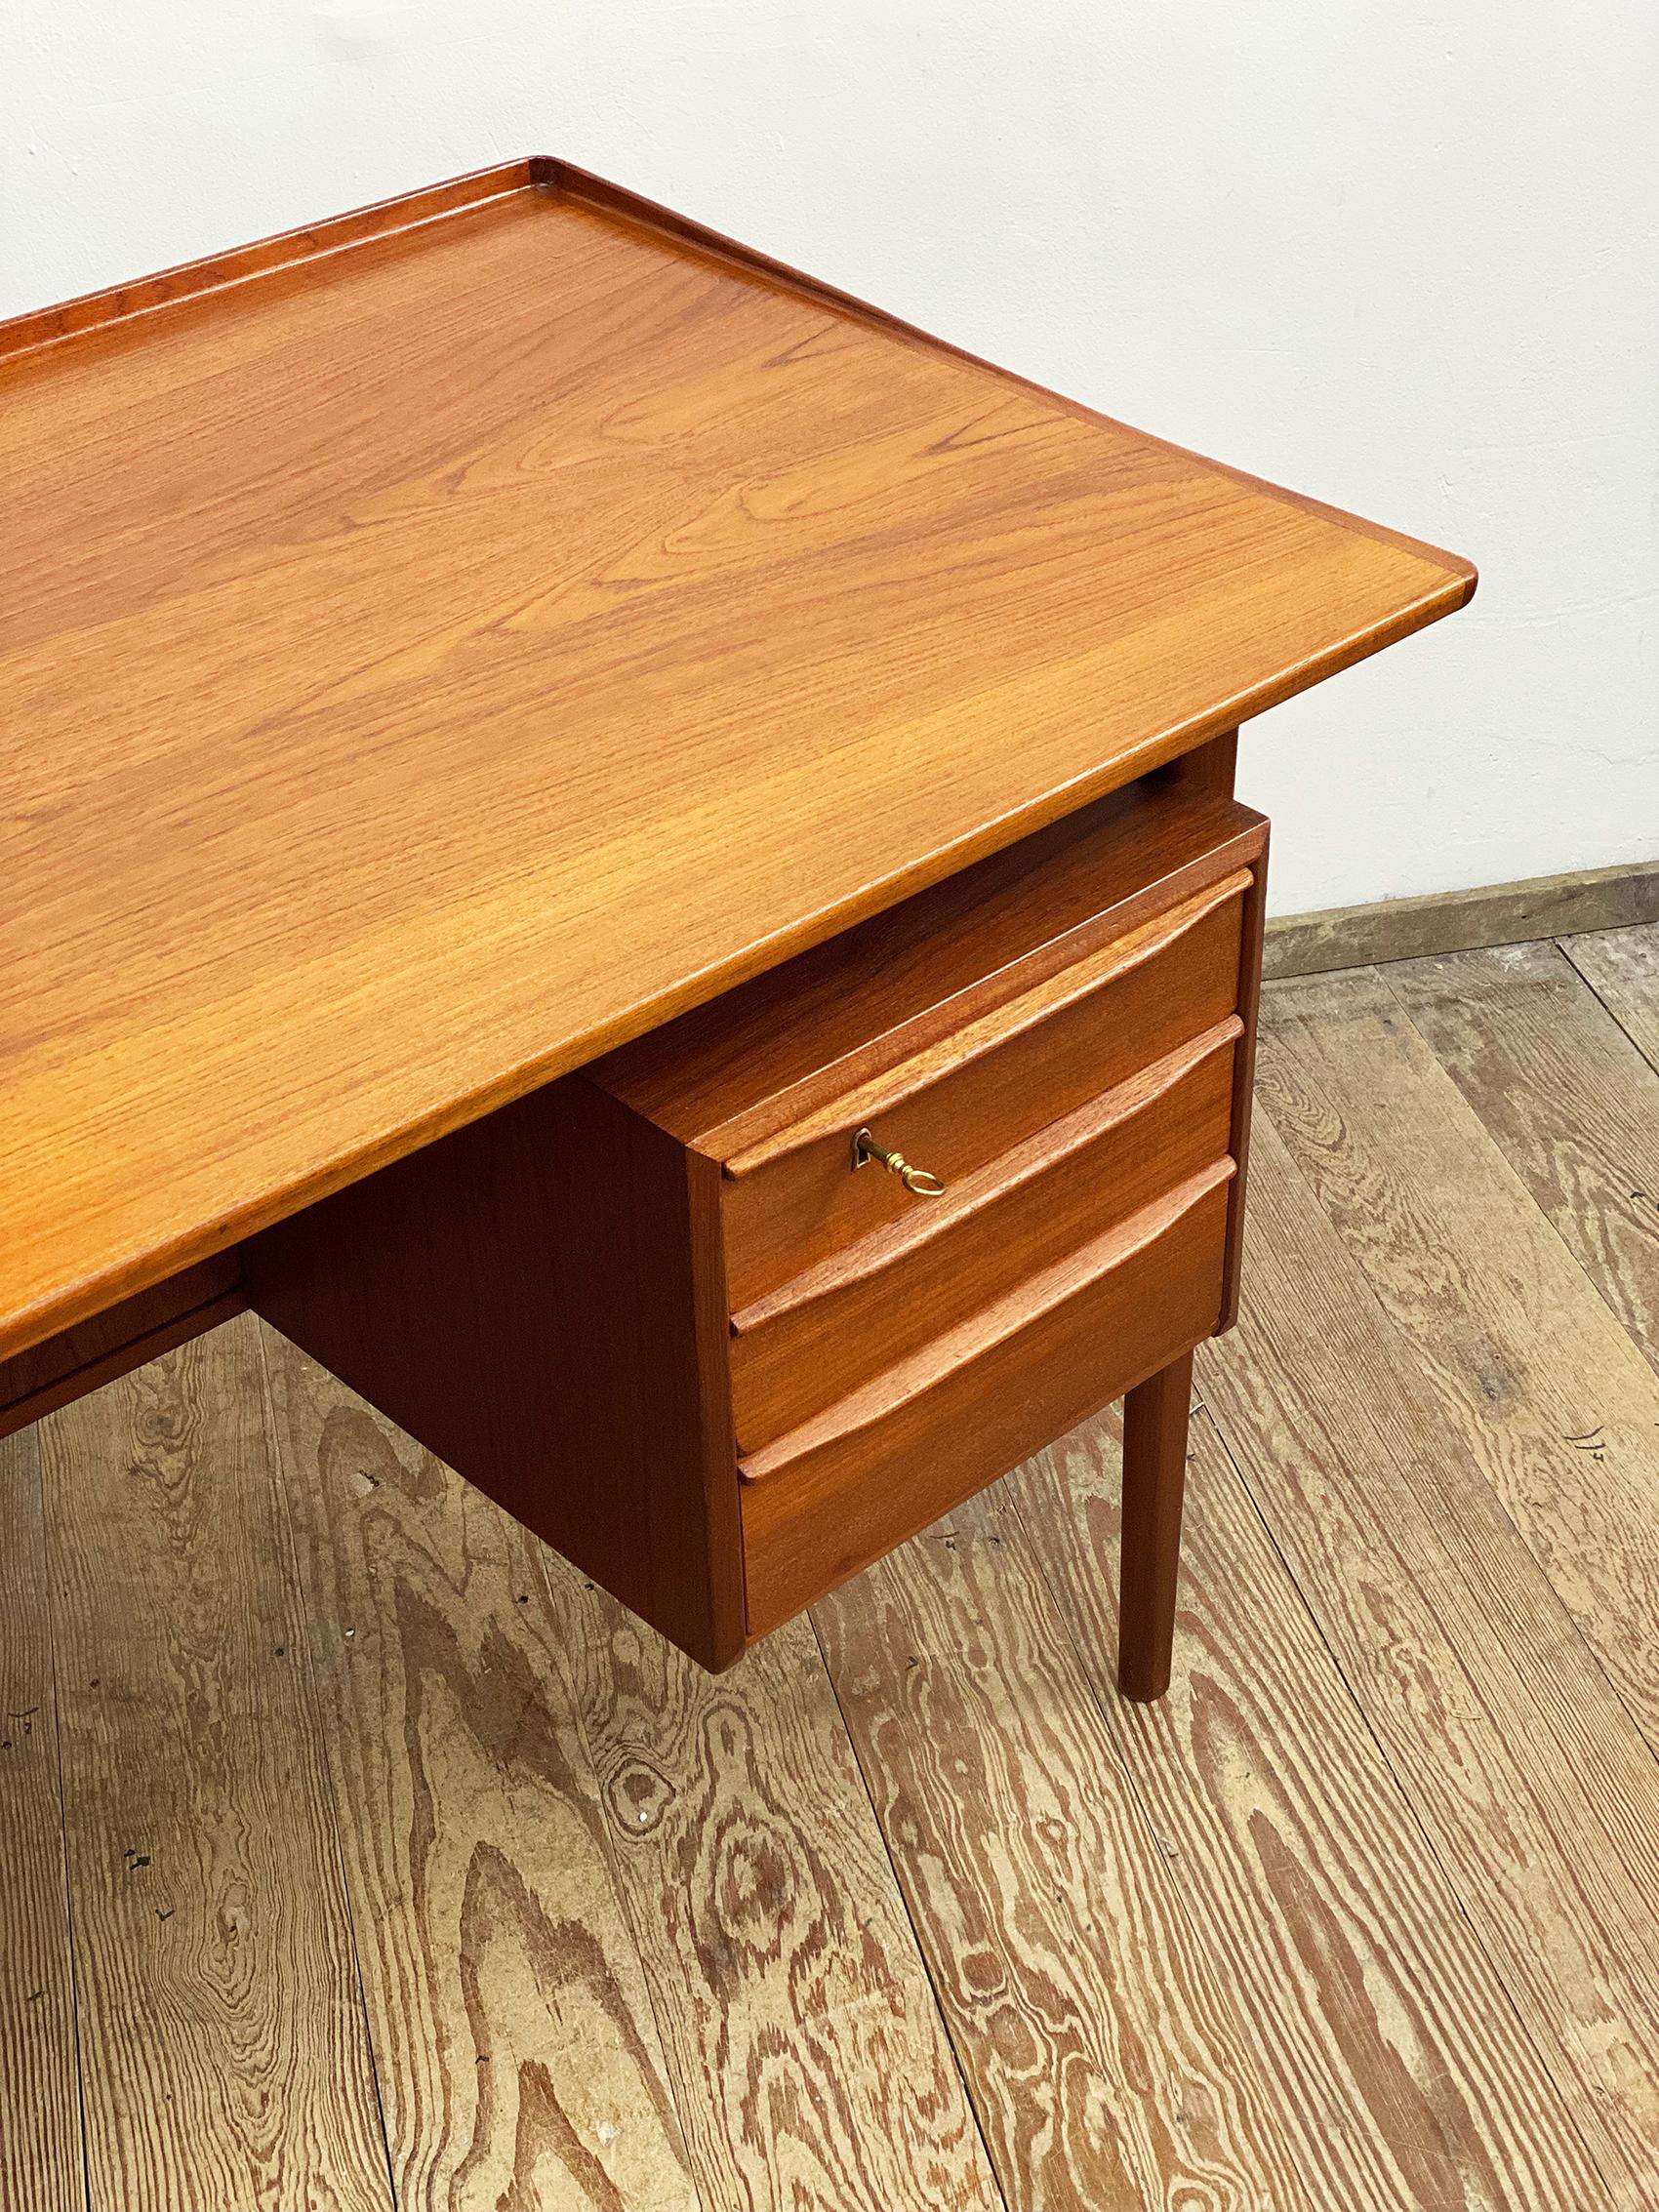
[5,920,1658,2210]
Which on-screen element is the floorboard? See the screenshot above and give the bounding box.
[1009,1400,1604,2211]
[1256,966,1659,1754]
[36,1316,390,2212]
[0,1427,85,2212]
[811,1482,1309,2212]
[1563,919,1659,1073]
[537,1555,1002,2212]
[1390,941,1659,1371]
[260,1323,702,2212]
[1198,1114,1659,2205]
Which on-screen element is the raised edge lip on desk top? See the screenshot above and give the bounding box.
[0,151,1478,620]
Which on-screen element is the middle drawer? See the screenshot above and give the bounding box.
[728,1016,1239,1452]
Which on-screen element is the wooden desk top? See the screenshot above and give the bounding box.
[0,157,1474,1359]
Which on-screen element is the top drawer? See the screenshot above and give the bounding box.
[592,774,1268,1301]
[720,868,1247,1307]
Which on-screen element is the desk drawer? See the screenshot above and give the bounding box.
[729,1019,1238,1452]
[740,1164,1233,1636]
[721,867,1249,1310]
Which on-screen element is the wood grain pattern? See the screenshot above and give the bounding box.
[743,1167,1231,1487]
[0,162,1470,1361]
[0,1426,84,2212]
[258,1322,701,2212]
[1197,1113,1659,2204]
[1564,920,1659,1073]
[1256,965,1659,1753]
[546,160,1477,593]
[810,1481,1313,2212]
[536,1555,1002,2212]
[1009,1404,1606,2210]
[36,1315,390,2211]
[1390,941,1659,1369]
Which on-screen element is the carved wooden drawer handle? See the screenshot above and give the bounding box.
[851,1127,946,1198]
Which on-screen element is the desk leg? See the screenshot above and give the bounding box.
[1117,1347,1194,1701]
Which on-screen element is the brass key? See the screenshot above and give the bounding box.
[851,1127,946,1198]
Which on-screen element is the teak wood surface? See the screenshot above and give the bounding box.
[0,154,1473,1363]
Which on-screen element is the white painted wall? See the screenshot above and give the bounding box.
[5,3,1655,914]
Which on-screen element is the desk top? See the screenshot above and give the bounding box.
[0,157,1474,1359]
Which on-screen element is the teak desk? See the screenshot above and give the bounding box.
[0,159,1474,1696]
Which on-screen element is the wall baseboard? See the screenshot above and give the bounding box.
[1264,858,1659,981]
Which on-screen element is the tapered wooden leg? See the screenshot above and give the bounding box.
[1117,1347,1194,1701]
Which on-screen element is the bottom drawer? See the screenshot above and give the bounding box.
[740,1160,1233,1637]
